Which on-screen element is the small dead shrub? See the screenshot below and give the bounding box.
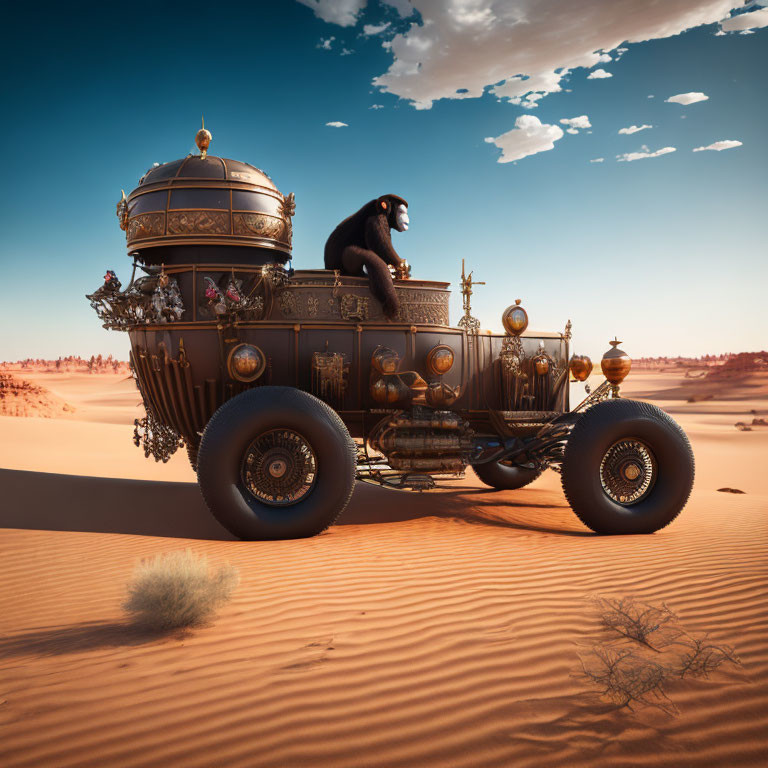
[594,596,679,651]
[675,633,740,679]
[123,550,239,631]
[581,596,742,715]
[579,645,677,715]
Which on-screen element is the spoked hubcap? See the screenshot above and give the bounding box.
[599,439,657,505]
[242,429,317,506]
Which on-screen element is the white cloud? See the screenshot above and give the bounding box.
[566,128,578,134]
[484,115,564,164]
[340,47,354,55]
[617,146,676,162]
[720,6,768,31]
[297,0,366,27]
[619,124,653,134]
[560,115,592,130]
[740,28,755,33]
[306,1,746,111]
[590,157,605,163]
[363,22,391,35]
[597,52,613,63]
[693,139,743,152]
[326,121,349,127]
[587,68,613,79]
[318,36,335,50]
[369,104,385,109]
[666,91,709,105]
[382,0,415,17]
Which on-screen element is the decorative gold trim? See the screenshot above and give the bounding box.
[167,210,230,235]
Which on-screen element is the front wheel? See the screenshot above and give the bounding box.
[561,399,694,535]
[197,387,357,540]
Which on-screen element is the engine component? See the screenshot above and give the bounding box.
[425,381,460,408]
[372,407,473,475]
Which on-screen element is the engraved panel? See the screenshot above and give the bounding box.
[126,212,165,241]
[167,210,230,235]
[232,212,287,242]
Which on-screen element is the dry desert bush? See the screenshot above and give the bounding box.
[123,550,239,631]
[579,596,741,714]
[580,645,677,715]
[593,595,680,651]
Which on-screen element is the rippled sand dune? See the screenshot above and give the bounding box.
[0,370,766,767]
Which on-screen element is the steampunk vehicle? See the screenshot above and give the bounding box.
[88,125,694,540]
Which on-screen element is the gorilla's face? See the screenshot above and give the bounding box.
[394,203,409,232]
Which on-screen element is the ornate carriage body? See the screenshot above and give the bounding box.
[88,128,694,539]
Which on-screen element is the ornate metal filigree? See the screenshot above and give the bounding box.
[233,212,286,241]
[499,334,529,410]
[396,289,450,325]
[564,319,572,342]
[202,274,265,320]
[116,191,128,231]
[278,290,298,316]
[87,269,185,330]
[168,210,229,235]
[459,258,484,334]
[340,293,369,321]
[133,410,184,463]
[312,348,349,405]
[126,212,164,241]
[280,192,296,247]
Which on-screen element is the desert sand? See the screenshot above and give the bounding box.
[1,367,766,767]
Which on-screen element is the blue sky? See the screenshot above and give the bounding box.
[0,0,765,360]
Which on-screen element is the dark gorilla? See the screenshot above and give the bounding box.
[324,195,410,318]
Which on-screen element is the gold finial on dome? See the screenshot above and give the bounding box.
[195,116,212,159]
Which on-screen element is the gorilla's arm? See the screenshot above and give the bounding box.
[365,214,403,267]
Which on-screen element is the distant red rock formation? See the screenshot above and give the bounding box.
[0,373,75,418]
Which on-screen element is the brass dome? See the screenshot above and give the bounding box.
[121,126,295,264]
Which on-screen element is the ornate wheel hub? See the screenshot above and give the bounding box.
[599,439,657,505]
[242,429,317,506]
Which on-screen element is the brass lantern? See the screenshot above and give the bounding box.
[569,354,593,382]
[601,338,631,397]
[502,299,528,336]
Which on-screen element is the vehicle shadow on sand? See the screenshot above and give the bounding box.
[0,467,588,541]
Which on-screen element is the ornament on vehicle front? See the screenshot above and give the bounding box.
[501,299,528,336]
[601,338,631,398]
[569,354,593,382]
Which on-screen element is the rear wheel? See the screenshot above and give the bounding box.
[473,460,541,491]
[561,399,694,534]
[197,387,357,540]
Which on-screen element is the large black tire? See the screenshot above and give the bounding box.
[197,387,357,540]
[561,399,694,535]
[473,460,541,491]
[186,443,198,472]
